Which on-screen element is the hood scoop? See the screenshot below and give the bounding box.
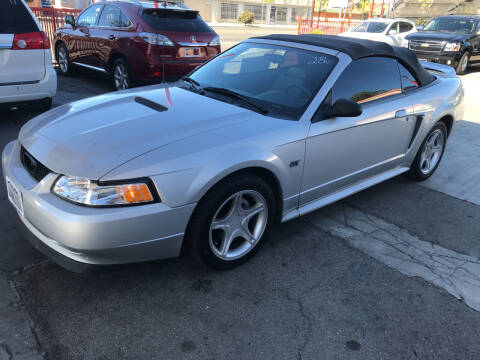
[134,96,168,112]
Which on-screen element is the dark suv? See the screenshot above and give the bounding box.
[54,0,221,90]
[406,15,480,75]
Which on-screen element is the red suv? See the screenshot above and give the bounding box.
[54,0,221,90]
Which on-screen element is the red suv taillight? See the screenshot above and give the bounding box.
[12,31,50,50]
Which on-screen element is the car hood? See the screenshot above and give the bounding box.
[406,31,469,42]
[19,85,259,180]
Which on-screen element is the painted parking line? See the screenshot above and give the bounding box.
[305,204,480,312]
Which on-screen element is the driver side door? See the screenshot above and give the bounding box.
[69,4,103,65]
[300,57,415,205]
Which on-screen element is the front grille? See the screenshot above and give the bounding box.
[20,147,51,182]
[409,40,445,53]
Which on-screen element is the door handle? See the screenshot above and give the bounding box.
[109,35,116,40]
[395,109,407,118]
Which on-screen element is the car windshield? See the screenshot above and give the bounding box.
[141,9,211,32]
[186,43,338,120]
[423,18,477,34]
[352,21,388,33]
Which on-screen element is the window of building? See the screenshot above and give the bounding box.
[245,4,266,22]
[276,7,287,23]
[221,3,238,20]
[291,7,308,23]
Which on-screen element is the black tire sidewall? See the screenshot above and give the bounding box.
[56,43,70,75]
[408,122,447,181]
[456,52,469,75]
[112,58,131,90]
[186,174,276,270]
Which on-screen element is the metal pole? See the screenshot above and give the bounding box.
[311,0,315,21]
[369,0,375,18]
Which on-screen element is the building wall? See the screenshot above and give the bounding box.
[27,0,89,8]
[184,0,213,21]
[393,0,480,18]
[187,0,311,24]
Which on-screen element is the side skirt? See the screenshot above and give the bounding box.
[72,62,108,73]
[281,166,409,223]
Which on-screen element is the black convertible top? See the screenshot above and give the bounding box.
[252,34,436,86]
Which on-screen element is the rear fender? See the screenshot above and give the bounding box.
[420,61,457,78]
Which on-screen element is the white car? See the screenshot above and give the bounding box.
[0,0,56,110]
[340,18,416,47]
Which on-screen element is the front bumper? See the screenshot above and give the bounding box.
[2,140,196,272]
[412,52,463,68]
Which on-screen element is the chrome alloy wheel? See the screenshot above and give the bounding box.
[58,46,68,73]
[420,129,444,175]
[209,190,268,261]
[113,63,129,90]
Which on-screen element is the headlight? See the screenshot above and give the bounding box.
[443,42,461,52]
[210,35,220,46]
[139,32,174,46]
[53,176,156,206]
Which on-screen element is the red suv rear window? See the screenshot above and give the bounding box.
[141,9,212,32]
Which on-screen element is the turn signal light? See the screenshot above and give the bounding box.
[117,184,153,204]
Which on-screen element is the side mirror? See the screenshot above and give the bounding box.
[323,99,362,119]
[65,15,75,27]
[388,29,397,35]
[417,25,423,31]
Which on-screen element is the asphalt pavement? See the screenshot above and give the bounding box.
[0,65,480,360]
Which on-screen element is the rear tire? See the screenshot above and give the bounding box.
[56,43,71,75]
[406,122,447,181]
[455,52,469,75]
[111,58,131,91]
[185,174,276,270]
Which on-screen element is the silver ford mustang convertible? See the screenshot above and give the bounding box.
[3,35,464,272]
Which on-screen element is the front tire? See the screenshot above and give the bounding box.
[56,43,71,75]
[455,52,469,75]
[185,174,276,270]
[112,58,131,91]
[406,122,447,181]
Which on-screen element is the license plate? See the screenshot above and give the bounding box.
[6,176,24,217]
[184,47,200,57]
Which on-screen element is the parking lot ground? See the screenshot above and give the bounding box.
[1,67,480,359]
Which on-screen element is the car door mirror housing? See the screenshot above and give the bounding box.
[417,25,423,31]
[388,29,397,35]
[65,15,75,27]
[323,99,362,119]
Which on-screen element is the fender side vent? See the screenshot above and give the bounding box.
[134,96,168,112]
[408,115,424,148]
